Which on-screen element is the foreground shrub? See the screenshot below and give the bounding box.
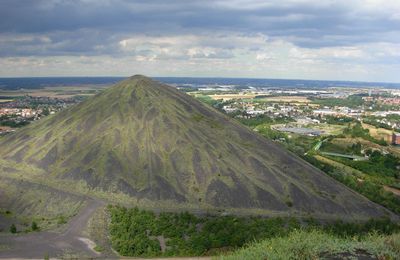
[108,206,400,257]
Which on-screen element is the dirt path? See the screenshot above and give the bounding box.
[0,199,105,259]
[384,186,400,196]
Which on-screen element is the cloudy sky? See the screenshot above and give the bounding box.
[0,0,399,82]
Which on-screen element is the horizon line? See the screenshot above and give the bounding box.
[0,75,399,85]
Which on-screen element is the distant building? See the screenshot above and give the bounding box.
[246,109,265,115]
[222,106,238,113]
[378,97,400,106]
[362,96,374,102]
[313,109,337,116]
[392,133,400,145]
[319,92,348,99]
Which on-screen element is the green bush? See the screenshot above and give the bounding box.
[304,155,400,214]
[9,224,17,233]
[108,206,400,257]
[31,221,39,231]
[57,215,67,225]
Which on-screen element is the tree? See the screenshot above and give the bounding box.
[42,107,50,116]
[10,224,17,233]
[350,142,362,155]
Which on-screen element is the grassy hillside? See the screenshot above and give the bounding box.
[0,175,85,232]
[218,229,400,260]
[0,75,396,220]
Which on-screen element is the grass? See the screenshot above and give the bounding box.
[308,123,346,135]
[217,229,400,260]
[314,155,364,177]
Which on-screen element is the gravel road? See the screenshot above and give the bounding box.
[0,199,106,259]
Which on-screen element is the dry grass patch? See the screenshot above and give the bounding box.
[209,94,257,100]
[361,123,393,140]
[257,96,311,103]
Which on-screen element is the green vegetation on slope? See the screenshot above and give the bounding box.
[305,156,400,215]
[219,229,400,260]
[320,140,363,155]
[108,206,399,257]
[327,150,399,179]
[363,116,395,130]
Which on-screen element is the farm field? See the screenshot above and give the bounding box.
[330,137,387,150]
[209,93,257,100]
[361,122,393,141]
[0,84,110,99]
[255,95,311,103]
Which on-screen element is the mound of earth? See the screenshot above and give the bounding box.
[0,75,396,219]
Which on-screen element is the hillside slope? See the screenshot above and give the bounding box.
[219,229,400,260]
[0,75,395,219]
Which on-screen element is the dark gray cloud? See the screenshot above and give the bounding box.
[0,0,399,58]
[0,0,399,91]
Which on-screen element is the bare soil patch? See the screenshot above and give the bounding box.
[384,186,400,196]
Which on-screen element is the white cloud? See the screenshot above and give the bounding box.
[0,0,399,81]
[1,35,399,82]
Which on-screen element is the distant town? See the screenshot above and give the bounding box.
[0,95,83,135]
[176,84,400,144]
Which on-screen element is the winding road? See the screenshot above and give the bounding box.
[0,199,106,259]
